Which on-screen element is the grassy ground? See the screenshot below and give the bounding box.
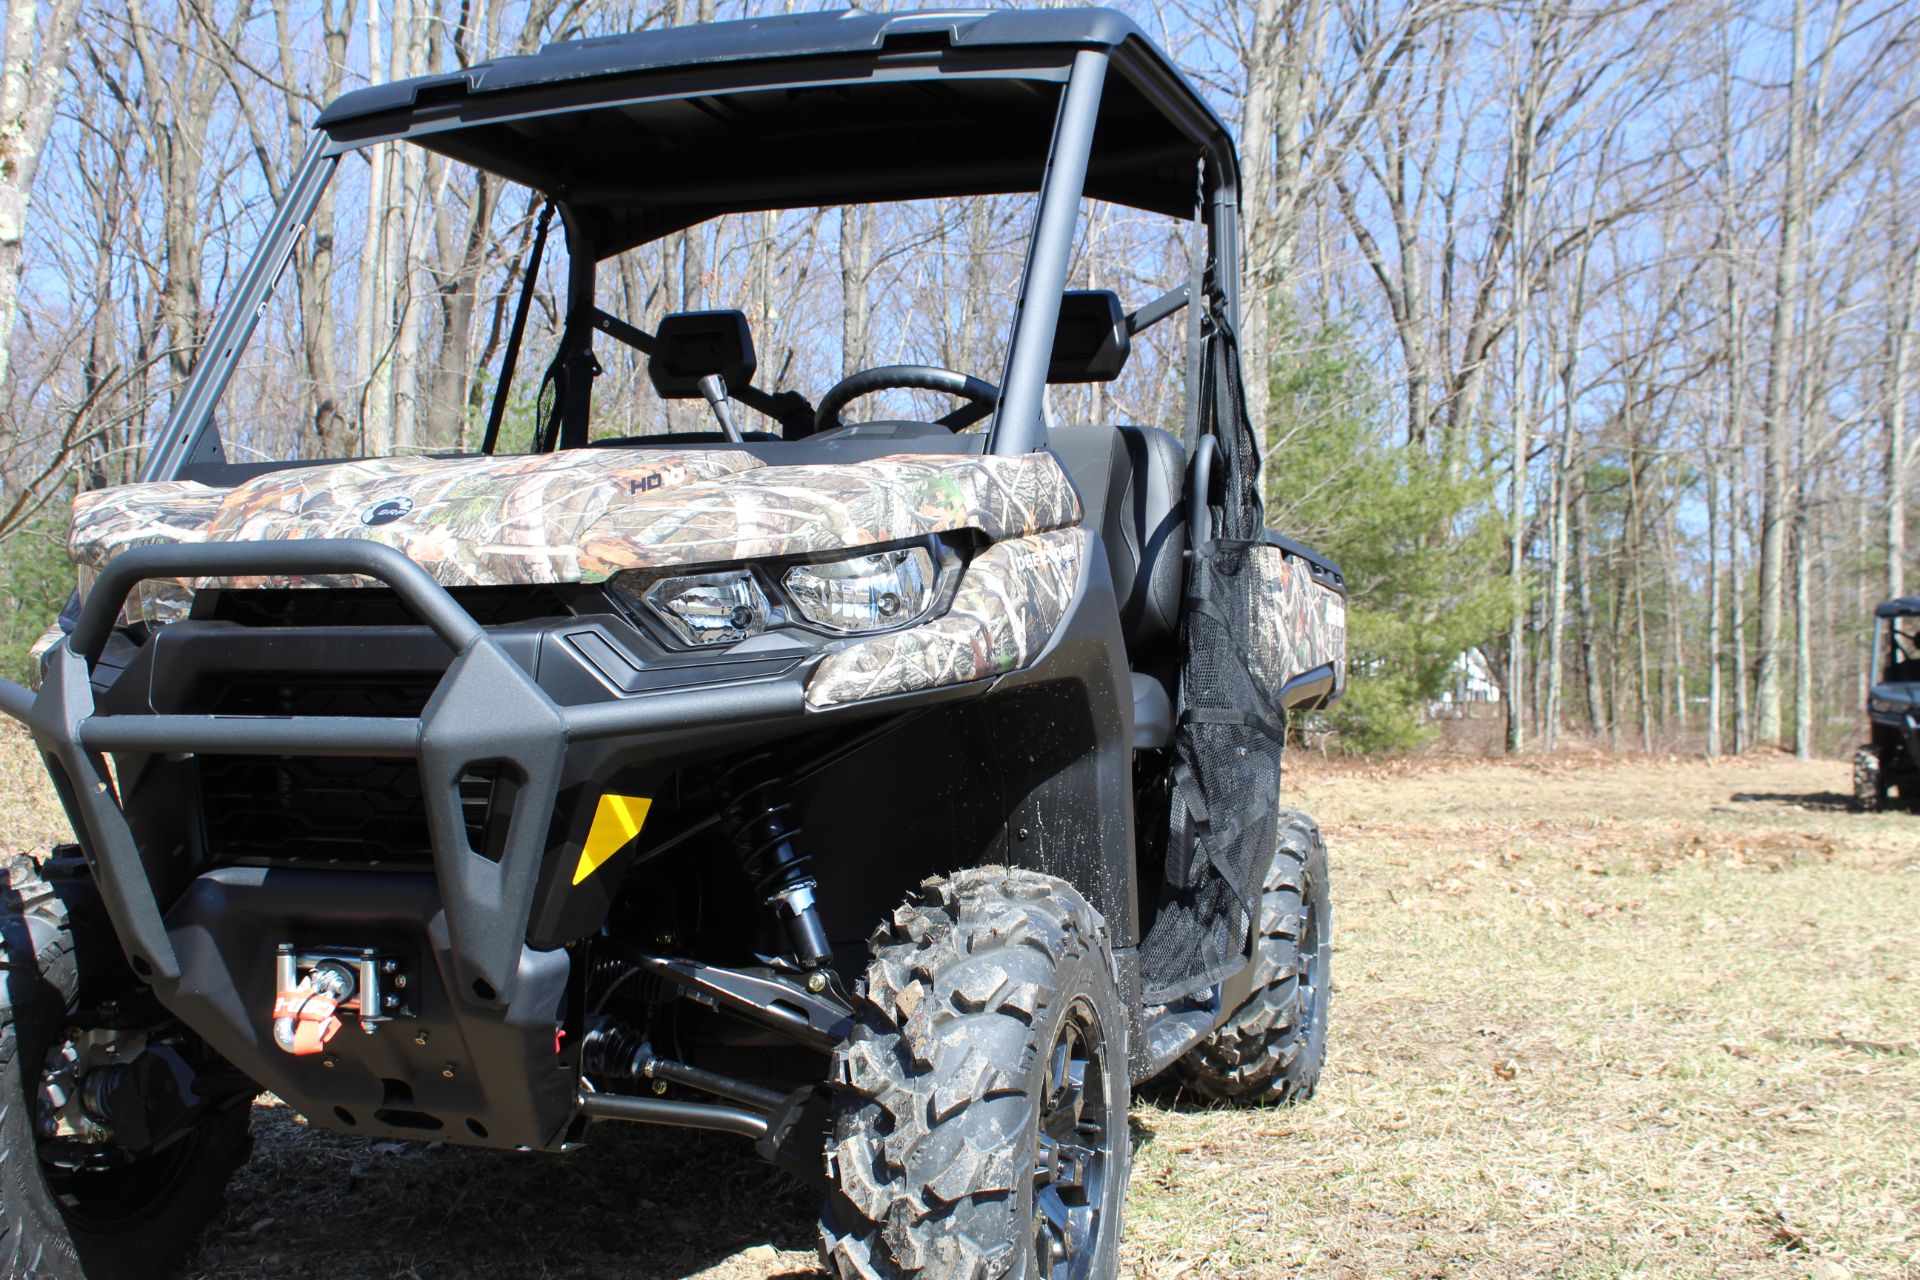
[1,726,1914,1279]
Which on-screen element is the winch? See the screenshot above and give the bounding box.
[272,944,417,1055]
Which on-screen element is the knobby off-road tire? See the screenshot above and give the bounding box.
[1853,747,1886,812]
[1172,807,1330,1105]
[0,858,252,1279]
[822,867,1129,1280]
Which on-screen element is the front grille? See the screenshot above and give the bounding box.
[200,756,499,869]
[202,674,439,718]
[170,586,552,867]
[199,585,574,628]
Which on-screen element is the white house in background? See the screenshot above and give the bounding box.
[1434,647,1501,710]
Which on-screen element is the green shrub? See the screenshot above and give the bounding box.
[0,495,77,685]
[1260,310,1509,753]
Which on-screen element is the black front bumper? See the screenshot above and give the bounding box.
[19,541,850,1149]
[6,530,1141,1146]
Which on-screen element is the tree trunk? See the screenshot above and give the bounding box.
[840,204,873,377]
[1544,206,1597,752]
[126,0,250,398]
[265,0,354,455]
[1887,237,1920,598]
[1714,26,1754,755]
[1628,442,1653,752]
[1238,0,1327,450]
[0,0,82,394]
[1754,0,1809,748]
[1657,463,1687,735]
[1503,86,1537,754]
[389,0,430,452]
[1573,480,1605,735]
[1705,440,1723,756]
[1792,503,1812,758]
[1606,531,1626,750]
[1239,0,1280,446]
[1543,421,1571,751]
[354,0,395,454]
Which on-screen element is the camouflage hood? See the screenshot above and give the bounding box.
[67,447,1083,622]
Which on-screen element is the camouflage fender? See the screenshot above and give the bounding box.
[1245,543,1347,698]
[26,622,64,689]
[66,448,1082,624]
[68,480,223,564]
[805,527,1087,708]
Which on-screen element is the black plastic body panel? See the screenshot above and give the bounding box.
[165,868,574,1149]
[1868,691,1920,789]
[13,521,1206,1137]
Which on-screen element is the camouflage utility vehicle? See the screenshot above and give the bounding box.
[0,9,1345,1277]
[1856,597,1920,810]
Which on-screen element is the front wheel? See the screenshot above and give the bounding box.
[1171,807,1331,1104]
[1854,746,1887,812]
[0,858,253,1279]
[821,867,1129,1280]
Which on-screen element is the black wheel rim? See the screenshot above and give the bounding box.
[1031,996,1114,1280]
[46,1125,212,1231]
[30,1027,225,1234]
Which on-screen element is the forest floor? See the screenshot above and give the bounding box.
[1,729,1915,1280]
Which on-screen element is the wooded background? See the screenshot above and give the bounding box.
[0,0,1914,757]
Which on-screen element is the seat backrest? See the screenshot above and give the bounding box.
[1048,425,1188,657]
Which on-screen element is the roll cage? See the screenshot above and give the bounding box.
[1873,598,1920,685]
[142,6,1245,482]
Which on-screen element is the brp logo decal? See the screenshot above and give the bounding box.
[360,496,415,526]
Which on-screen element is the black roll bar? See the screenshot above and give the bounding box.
[989,49,1109,458]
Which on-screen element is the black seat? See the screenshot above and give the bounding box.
[1050,425,1187,749]
[1048,424,1188,656]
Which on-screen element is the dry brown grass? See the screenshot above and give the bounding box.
[2,725,1914,1279]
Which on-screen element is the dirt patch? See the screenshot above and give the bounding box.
[2,728,1915,1279]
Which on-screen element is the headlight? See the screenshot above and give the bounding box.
[784,547,936,633]
[635,569,769,646]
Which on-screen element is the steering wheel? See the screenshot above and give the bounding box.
[813,365,1000,434]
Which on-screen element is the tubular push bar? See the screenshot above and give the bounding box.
[1,539,804,1007]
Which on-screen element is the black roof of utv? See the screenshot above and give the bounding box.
[314,7,1234,255]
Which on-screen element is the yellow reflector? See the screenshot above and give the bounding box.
[573,794,652,886]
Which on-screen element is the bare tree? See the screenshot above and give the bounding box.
[840,204,873,377]
[0,0,82,395]
[1884,201,1920,599]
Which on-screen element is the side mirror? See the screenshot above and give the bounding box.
[648,310,758,399]
[1047,290,1129,384]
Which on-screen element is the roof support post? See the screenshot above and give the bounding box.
[555,207,599,450]
[1212,178,1242,333]
[988,48,1108,456]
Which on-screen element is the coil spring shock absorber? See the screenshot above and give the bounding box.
[715,755,833,969]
